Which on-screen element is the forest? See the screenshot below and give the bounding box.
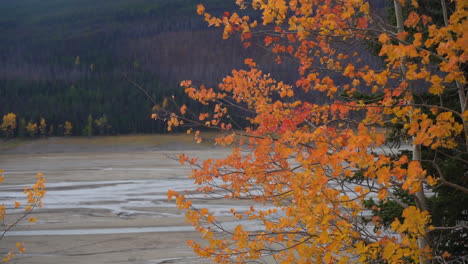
[0,0,297,136]
[0,0,391,136]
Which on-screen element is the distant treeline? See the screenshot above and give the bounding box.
[0,71,184,135]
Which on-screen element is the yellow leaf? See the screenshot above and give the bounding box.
[167,190,179,201]
[196,4,205,15]
[426,176,438,186]
[200,208,209,216]
[16,242,26,253]
[462,110,468,121]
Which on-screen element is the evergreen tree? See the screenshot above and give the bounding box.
[64,121,73,136]
[39,118,47,137]
[82,115,93,137]
[48,125,55,137]
[18,118,26,138]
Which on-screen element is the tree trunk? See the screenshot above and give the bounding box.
[393,1,431,262]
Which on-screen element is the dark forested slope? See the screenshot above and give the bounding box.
[0,0,265,134]
[0,0,387,135]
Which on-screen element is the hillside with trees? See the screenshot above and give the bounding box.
[0,0,296,135]
[0,0,391,136]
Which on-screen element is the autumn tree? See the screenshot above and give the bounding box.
[1,170,46,262]
[163,0,467,263]
[64,121,73,136]
[94,115,111,135]
[1,113,16,138]
[39,118,47,137]
[25,121,38,137]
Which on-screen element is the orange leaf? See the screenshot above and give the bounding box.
[196,4,205,15]
[244,58,256,68]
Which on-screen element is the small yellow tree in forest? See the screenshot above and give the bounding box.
[64,121,72,136]
[162,0,468,263]
[25,121,38,137]
[94,115,111,135]
[39,118,47,137]
[1,113,16,138]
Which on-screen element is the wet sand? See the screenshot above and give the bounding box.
[0,135,233,264]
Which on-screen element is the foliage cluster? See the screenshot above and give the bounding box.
[161,0,468,263]
[0,171,46,262]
